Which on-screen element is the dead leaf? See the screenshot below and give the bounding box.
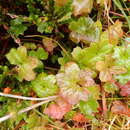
[111,101,130,117]
[73,113,88,123]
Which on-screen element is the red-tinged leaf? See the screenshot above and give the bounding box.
[73,113,89,123]
[120,81,130,96]
[56,62,90,105]
[3,87,11,94]
[78,69,96,87]
[109,20,123,45]
[59,87,89,105]
[99,70,112,82]
[42,38,57,54]
[111,101,130,117]
[44,97,72,119]
[110,66,127,75]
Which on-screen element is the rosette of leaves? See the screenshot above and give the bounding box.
[31,73,59,97]
[6,46,39,81]
[69,17,101,43]
[96,55,127,82]
[71,31,113,69]
[56,62,96,105]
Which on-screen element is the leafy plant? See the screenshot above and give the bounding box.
[0,0,130,129]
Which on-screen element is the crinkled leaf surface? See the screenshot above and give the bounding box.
[37,21,54,33]
[29,48,48,60]
[79,98,99,119]
[9,17,27,37]
[72,33,113,69]
[6,46,39,81]
[113,45,130,69]
[96,55,126,82]
[69,17,100,43]
[42,38,57,54]
[44,97,72,119]
[56,62,90,105]
[6,46,27,65]
[31,73,59,97]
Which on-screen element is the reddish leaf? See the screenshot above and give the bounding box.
[109,20,123,45]
[120,81,130,96]
[44,97,72,119]
[56,62,89,105]
[111,101,130,117]
[42,38,57,54]
[3,87,11,94]
[59,87,89,105]
[73,113,88,123]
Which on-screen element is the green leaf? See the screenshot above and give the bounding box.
[79,98,99,119]
[69,17,101,43]
[26,113,42,129]
[69,17,93,34]
[72,38,113,69]
[37,22,53,33]
[104,82,118,94]
[64,111,76,120]
[87,86,100,99]
[6,46,39,81]
[6,46,27,65]
[9,17,27,37]
[113,45,130,69]
[58,51,71,66]
[37,48,48,60]
[23,43,37,50]
[114,71,130,85]
[29,48,48,60]
[18,64,36,81]
[31,73,59,97]
[56,62,89,105]
[9,24,27,37]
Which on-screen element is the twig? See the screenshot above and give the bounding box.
[0,92,57,101]
[0,99,53,122]
[109,11,124,17]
